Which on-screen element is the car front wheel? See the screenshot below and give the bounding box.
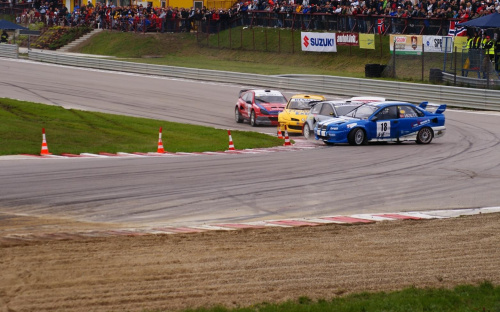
[416,127,433,144]
[348,128,366,146]
[303,123,312,139]
[250,111,257,127]
[235,107,243,123]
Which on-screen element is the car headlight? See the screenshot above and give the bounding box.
[279,113,290,121]
[256,104,269,115]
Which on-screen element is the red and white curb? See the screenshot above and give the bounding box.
[2,207,499,242]
[0,138,319,160]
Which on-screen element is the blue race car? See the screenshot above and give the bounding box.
[314,101,446,145]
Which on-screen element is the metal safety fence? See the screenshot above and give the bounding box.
[0,43,18,58]
[26,50,500,111]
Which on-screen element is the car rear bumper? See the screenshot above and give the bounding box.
[432,126,446,138]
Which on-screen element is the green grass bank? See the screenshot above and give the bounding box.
[75,30,392,77]
[74,29,449,81]
[0,98,283,155]
[182,282,500,312]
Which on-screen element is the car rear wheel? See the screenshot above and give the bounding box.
[348,128,366,146]
[303,123,312,139]
[416,127,433,144]
[235,107,243,123]
[250,111,257,127]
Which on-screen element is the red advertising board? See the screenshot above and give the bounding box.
[335,33,359,46]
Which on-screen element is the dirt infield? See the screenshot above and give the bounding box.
[1,212,499,312]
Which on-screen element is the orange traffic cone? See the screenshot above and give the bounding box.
[40,128,51,155]
[277,125,283,139]
[283,126,291,146]
[228,130,235,150]
[157,127,165,153]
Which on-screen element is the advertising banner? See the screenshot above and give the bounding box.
[423,36,453,53]
[390,35,455,54]
[301,32,337,52]
[390,35,422,55]
[359,33,376,50]
[453,36,469,52]
[336,33,359,46]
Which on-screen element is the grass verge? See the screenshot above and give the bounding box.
[0,98,283,155]
[77,30,388,77]
[75,29,448,80]
[181,282,500,312]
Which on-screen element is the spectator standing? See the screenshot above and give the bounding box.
[39,2,48,22]
[159,8,166,32]
[1,30,8,43]
[483,35,494,61]
[494,33,500,71]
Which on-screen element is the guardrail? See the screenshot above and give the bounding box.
[0,44,18,59]
[442,72,500,89]
[25,50,500,111]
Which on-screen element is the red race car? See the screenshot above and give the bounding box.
[235,89,288,126]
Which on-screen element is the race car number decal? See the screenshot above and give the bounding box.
[377,121,391,138]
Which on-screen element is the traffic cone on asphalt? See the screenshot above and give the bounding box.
[283,126,291,146]
[228,130,235,150]
[157,127,165,153]
[277,125,283,139]
[40,128,51,155]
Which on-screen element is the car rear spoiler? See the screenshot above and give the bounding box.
[418,102,446,114]
[418,101,429,110]
[435,105,447,114]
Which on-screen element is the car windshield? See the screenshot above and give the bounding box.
[255,95,287,104]
[345,104,378,119]
[288,98,318,110]
[335,105,359,116]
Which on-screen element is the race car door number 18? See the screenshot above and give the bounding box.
[376,121,391,138]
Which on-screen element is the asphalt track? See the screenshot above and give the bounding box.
[1,58,500,228]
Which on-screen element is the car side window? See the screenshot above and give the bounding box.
[375,106,398,120]
[310,103,321,114]
[243,93,252,103]
[398,105,424,118]
[320,104,334,116]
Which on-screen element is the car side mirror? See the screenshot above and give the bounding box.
[371,116,378,121]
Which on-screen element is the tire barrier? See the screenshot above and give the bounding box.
[429,68,443,83]
[365,64,388,78]
[365,64,382,78]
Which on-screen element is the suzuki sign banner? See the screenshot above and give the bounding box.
[301,32,337,52]
[336,33,359,46]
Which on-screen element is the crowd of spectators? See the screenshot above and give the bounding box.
[12,0,500,34]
